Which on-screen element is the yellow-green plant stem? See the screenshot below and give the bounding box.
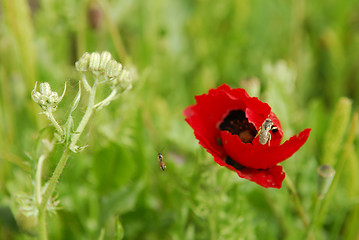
[284,175,316,240]
[284,174,309,227]
[45,110,64,137]
[94,88,117,110]
[38,79,98,240]
[98,228,105,240]
[35,155,46,205]
[38,147,70,240]
[70,81,97,149]
[305,197,322,240]
[314,112,358,232]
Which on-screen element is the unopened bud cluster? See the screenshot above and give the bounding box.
[32,82,64,111]
[113,67,132,92]
[75,51,132,92]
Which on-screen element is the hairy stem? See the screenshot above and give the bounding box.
[35,155,46,205]
[70,81,97,149]
[314,112,358,232]
[94,88,117,110]
[284,174,315,240]
[38,207,47,240]
[306,197,322,240]
[284,175,309,227]
[38,79,98,240]
[81,73,92,92]
[38,147,70,240]
[45,110,64,136]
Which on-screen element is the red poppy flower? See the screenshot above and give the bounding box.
[183,84,311,188]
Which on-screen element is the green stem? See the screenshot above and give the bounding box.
[38,207,47,240]
[284,175,309,227]
[70,81,97,150]
[314,112,358,230]
[35,155,46,205]
[38,147,70,240]
[94,89,117,110]
[305,197,322,240]
[38,80,99,239]
[45,110,64,137]
[284,174,316,239]
[98,228,105,240]
[81,74,92,92]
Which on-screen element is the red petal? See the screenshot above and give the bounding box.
[183,84,251,159]
[221,128,311,169]
[214,157,285,188]
[184,106,225,159]
[194,84,249,126]
[237,165,285,188]
[266,112,284,146]
[244,98,271,129]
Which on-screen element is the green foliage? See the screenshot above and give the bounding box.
[1,0,359,239]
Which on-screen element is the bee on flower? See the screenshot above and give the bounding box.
[256,118,278,146]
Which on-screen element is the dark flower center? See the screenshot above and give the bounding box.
[225,156,246,170]
[219,110,257,144]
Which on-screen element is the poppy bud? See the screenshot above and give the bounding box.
[317,164,335,199]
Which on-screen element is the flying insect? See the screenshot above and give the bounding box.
[158,152,166,171]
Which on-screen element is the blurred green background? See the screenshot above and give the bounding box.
[1,0,359,239]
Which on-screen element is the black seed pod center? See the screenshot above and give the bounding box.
[219,110,257,143]
[225,156,246,170]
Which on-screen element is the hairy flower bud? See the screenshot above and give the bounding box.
[89,52,101,72]
[99,51,112,71]
[75,52,91,72]
[32,82,66,111]
[105,60,122,78]
[31,91,42,104]
[117,69,132,92]
[39,82,52,97]
[75,51,133,95]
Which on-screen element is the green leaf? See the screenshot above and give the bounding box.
[99,181,144,227]
[0,205,19,232]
